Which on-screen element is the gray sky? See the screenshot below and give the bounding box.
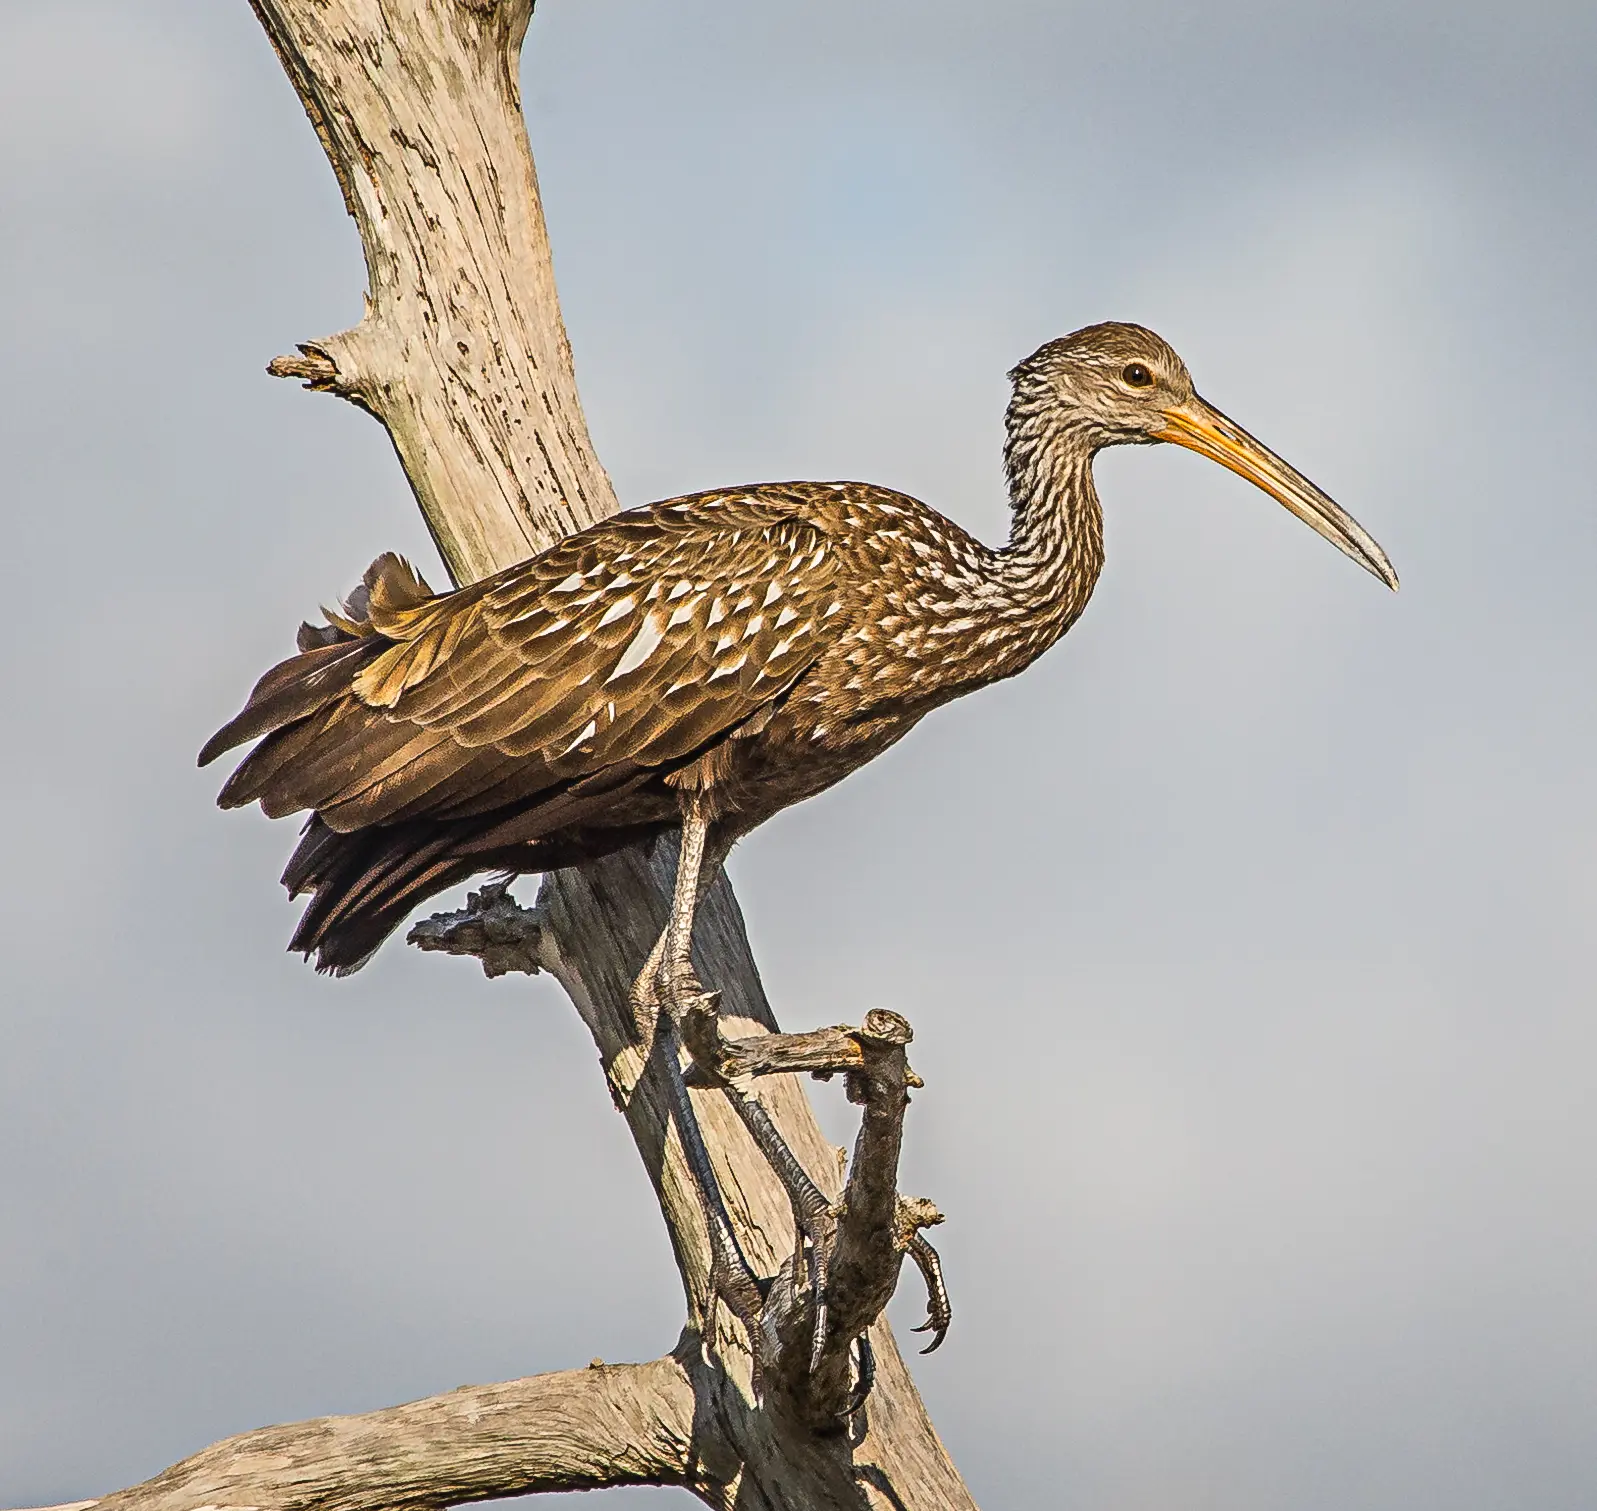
[3,2,1595,1507]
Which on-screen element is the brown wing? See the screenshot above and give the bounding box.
[205,492,843,834]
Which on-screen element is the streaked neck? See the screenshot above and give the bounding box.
[997,416,1105,628]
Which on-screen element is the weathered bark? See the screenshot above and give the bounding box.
[77,1359,702,1511]
[416,883,954,1426]
[250,0,610,585]
[32,3,977,1508]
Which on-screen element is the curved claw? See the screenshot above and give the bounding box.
[910,1323,947,1354]
[809,1293,830,1375]
[807,1228,834,1375]
[907,1231,951,1353]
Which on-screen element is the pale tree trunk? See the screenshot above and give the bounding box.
[25,4,979,1508]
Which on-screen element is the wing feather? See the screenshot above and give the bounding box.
[214,491,844,829]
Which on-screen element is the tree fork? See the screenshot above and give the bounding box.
[29,3,978,1508]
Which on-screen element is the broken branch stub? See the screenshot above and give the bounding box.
[408,880,548,977]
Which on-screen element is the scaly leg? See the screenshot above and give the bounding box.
[630,799,767,1349]
[646,793,847,1377]
[721,1085,840,1370]
[628,793,722,1038]
[667,800,843,1370]
[658,789,715,1009]
[659,1019,765,1346]
[619,798,723,1099]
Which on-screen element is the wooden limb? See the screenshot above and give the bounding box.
[422,884,949,1433]
[690,1018,932,1086]
[535,848,974,1503]
[807,1013,920,1409]
[266,343,340,388]
[744,1011,946,1427]
[55,1357,701,1511]
[52,1,980,1506]
[248,0,617,588]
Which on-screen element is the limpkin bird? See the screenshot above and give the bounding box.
[203,321,1395,976]
[203,322,1395,1357]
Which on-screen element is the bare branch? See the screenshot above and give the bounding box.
[248,0,618,587]
[696,1022,870,1081]
[64,0,984,1505]
[755,1012,940,1423]
[422,882,956,1433]
[266,344,340,387]
[44,1358,697,1511]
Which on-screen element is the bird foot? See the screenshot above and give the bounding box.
[611,955,711,1108]
[658,972,844,1370]
[897,1201,951,1353]
[625,960,947,1415]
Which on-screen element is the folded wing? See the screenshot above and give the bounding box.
[201,493,844,838]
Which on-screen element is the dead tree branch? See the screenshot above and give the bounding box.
[82,1358,700,1511]
[41,2,977,1507]
[425,887,954,1432]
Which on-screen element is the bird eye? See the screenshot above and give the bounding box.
[1121,362,1155,388]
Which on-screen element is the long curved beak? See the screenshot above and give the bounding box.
[1155,395,1399,590]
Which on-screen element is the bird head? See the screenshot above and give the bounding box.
[1007,321,1398,589]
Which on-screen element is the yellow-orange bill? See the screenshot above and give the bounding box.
[1155,397,1399,590]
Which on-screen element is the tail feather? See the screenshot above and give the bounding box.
[283,817,474,975]
[199,551,431,772]
[279,808,666,975]
[223,705,428,820]
[203,553,674,974]
[199,637,382,768]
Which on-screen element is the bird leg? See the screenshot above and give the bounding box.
[638,796,846,1372]
[719,1082,840,1371]
[614,798,724,1105]
[621,798,775,1363]
[657,788,717,1013]
[625,795,720,1046]
[657,1018,766,1357]
[634,799,919,1398]
[405,833,944,1412]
